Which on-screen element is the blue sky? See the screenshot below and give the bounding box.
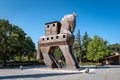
[0,0,120,47]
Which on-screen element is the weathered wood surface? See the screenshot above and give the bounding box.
[37,14,79,70]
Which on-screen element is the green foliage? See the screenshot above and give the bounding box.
[73,30,82,62]
[0,19,13,66]
[80,62,102,66]
[86,35,110,62]
[108,43,120,53]
[24,36,36,61]
[0,19,36,66]
[82,32,92,61]
[54,47,64,62]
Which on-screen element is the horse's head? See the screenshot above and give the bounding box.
[61,13,77,33]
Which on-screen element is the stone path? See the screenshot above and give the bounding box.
[0,65,120,80]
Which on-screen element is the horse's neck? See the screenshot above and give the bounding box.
[61,20,69,29]
[60,20,72,34]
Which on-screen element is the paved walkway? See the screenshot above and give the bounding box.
[0,65,120,80]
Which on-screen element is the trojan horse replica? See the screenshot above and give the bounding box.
[37,13,79,70]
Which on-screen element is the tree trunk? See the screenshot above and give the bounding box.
[3,59,7,67]
[28,55,30,61]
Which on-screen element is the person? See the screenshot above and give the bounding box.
[59,60,62,68]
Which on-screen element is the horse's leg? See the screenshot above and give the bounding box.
[49,47,59,68]
[37,43,43,59]
[40,46,53,68]
[37,47,40,60]
[59,45,79,69]
[37,42,40,59]
[40,46,58,68]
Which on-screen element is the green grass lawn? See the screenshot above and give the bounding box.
[80,62,102,66]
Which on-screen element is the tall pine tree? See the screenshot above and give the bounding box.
[73,30,82,63]
[82,32,92,62]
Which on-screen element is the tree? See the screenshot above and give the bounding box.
[86,35,110,62]
[108,43,120,53]
[0,19,35,66]
[24,36,36,61]
[54,47,64,62]
[82,32,92,61]
[73,30,82,63]
[0,19,12,66]
[10,25,27,61]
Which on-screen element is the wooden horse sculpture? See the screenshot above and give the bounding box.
[37,14,79,70]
